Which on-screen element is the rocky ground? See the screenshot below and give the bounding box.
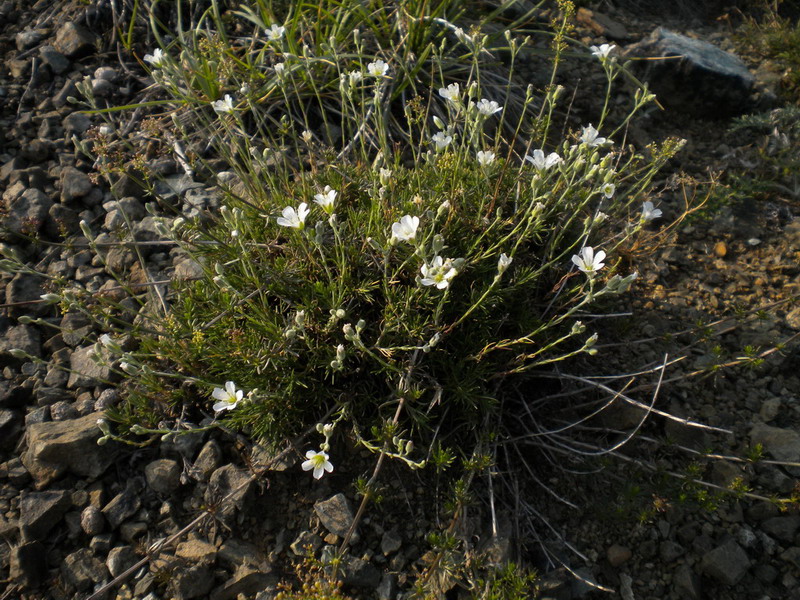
[2,1,800,599]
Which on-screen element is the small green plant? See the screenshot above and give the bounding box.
[736,1,800,102]
[275,558,353,600]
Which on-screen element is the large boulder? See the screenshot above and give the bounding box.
[623,28,755,117]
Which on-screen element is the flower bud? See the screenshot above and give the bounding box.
[343,323,356,340]
[40,293,61,304]
[97,419,112,436]
[355,319,366,333]
[432,234,445,254]
[79,220,93,240]
[571,321,586,335]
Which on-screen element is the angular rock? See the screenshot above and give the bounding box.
[290,530,322,556]
[10,541,48,587]
[205,464,255,524]
[3,187,52,236]
[381,529,402,556]
[19,489,70,540]
[61,166,93,202]
[377,573,398,600]
[700,539,750,585]
[145,458,181,494]
[750,423,800,463]
[314,493,355,538]
[54,22,97,58]
[218,539,264,570]
[67,345,117,388]
[39,46,70,75]
[62,548,107,591]
[63,111,91,135]
[107,545,139,577]
[102,487,141,529]
[659,540,685,563]
[60,312,93,347]
[0,409,22,449]
[176,538,218,564]
[22,411,118,485]
[169,564,215,600]
[342,555,381,588]
[191,439,222,480]
[623,28,755,117]
[5,272,47,318]
[0,324,41,361]
[210,564,278,600]
[16,30,43,51]
[761,515,800,543]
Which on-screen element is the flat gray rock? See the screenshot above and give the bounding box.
[22,411,118,485]
[700,539,750,585]
[314,493,354,538]
[624,28,755,117]
[19,490,70,540]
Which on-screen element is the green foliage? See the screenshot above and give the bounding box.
[472,563,539,600]
[737,1,800,102]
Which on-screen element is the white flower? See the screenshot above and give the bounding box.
[477,150,496,166]
[366,59,389,77]
[379,168,392,185]
[571,246,606,275]
[420,256,458,289]
[641,201,663,222]
[590,44,616,60]
[390,215,419,243]
[314,186,338,214]
[275,62,286,77]
[267,24,285,42]
[276,202,310,229]
[431,131,452,151]
[580,124,610,147]
[525,149,562,171]
[497,253,513,274]
[212,94,235,114]
[212,381,244,412]
[601,183,616,198]
[98,334,112,347]
[438,83,460,103]
[476,98,502,116]
[302,450,333,479]
[349,70,363,85]
[144,48,165,67]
